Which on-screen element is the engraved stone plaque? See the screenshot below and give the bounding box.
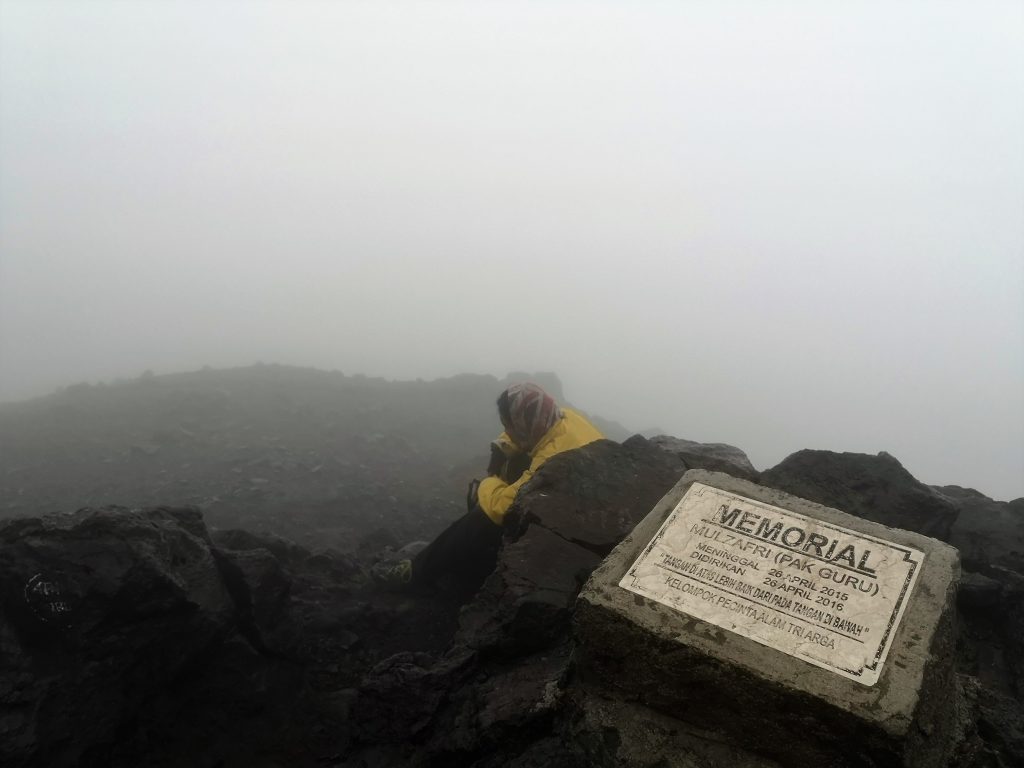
[619,482,925,685]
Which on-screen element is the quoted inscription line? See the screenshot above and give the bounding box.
[656,563,867,645]
[699,518,878,579]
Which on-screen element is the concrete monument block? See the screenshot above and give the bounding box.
[574,470,960,768]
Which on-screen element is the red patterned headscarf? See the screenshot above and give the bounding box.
[498,382,563,450]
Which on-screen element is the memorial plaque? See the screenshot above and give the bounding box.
[619,482,924,685]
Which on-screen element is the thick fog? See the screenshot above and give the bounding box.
[1,1,1021,499]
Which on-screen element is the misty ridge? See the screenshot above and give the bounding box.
[0,365,627,548]
[1,363,1018,557]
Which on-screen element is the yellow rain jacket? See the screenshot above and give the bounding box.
[477,408,604,525]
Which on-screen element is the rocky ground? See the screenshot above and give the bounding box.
[0,367,1021,767]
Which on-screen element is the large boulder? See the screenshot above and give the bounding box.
[760,450,959,541]
[214,544,295,654]
[649,435,759,480]
[951,675,1024,768]
[956,566,1024,703]
[211,527,311,568]
[0,505,390,768]
[935,485,1024,576]
[458,437,687,657]
[455,524,602,658]
[353,649,477,744]
[935,485,1024,701]
[562,691,780,768]
[757,453,1024,711]
[510,436,689,552]
[0,506,237,767]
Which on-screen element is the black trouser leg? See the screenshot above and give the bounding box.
[411,505,503,590]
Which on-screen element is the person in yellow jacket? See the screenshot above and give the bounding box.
[373,382,604,591]
[476,383,604,525]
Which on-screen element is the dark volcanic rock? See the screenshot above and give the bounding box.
[649,434,759,480]
[212,527,311,567]
[760,449,959,541]
[215,545,295,654]
[0,506,238,767]
[347,437,687,766]
[424,643,576,766]
[924,487,1024,700]
[935,485,1024,576]
[0,503,468,767]
[958,570,1004,613]
[956,571,1024,700]
[460,437,686,659]
[984,566,1024,700]
[952,675,1024,768]
[456,525,602,657]
[507,436,688,557]
[564,690,781,768]
[757,453,1024,718]
[353,649,476,744]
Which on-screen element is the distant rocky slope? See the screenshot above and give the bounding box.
[0,365,629,549]
[1,367,1021,766]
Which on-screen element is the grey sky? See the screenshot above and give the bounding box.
[1,1,1022,499]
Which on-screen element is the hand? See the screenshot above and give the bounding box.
[487,443,505,476]
[466,479,481,512]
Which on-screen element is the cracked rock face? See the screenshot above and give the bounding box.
[938,485,1024,576]
[457,437,687,659]
[760,449,960,541]
[349,437,688,765]
[648,435,759,480]
[0,506,238,767]
[0,504,466,768]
